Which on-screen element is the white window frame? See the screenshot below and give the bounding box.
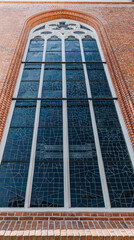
[0,19,133,212]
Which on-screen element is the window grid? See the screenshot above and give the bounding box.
[0,19,133,210]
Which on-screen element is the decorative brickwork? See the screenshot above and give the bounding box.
[0,212,134,239]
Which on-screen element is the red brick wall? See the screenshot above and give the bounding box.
[0,2,134,238]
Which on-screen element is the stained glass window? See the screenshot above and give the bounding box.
[0,19,133,209]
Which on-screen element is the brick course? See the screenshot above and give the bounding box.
[0,2,134,238]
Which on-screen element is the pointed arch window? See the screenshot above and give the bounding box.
[0,19,134,209]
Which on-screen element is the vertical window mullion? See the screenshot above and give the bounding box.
[79,37,111,209]
[62,36,71,208]
[24,38,47,208]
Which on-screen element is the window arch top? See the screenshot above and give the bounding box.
[31,19,95,41]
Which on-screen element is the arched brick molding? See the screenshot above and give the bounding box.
[0,8,134,148]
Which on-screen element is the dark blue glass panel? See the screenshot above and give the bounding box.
[84,52,101,62]
[90,82,112,98]
[31,162,64,207]
[44,64,62,81]
[93,101,120,127]
[22,69,41,81]
[66,69,85,81]
[17,82,39,98]
[24,63,41,69]
[45,52,62,62]
[29,38,44,51]
[70,161,104,207]
[86,63,104,70]
[68,101,92,127]
[98,128,134,207]
[66,52,82,62]
[69,127,96,147]
[47,41,61,51]
[2,128,33,162]
[66,63,83,70]
[42,81,62,98]
[67,81,87,98]
[26,51,43,62]
[65,41,80,51]
[36,128,63,162]
[0,163,29,207]
[39,101,62,127]
[11,101,36,127]
[87,70,107,82]
[83,41,98,51]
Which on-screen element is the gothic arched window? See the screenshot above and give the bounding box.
[0,20,134,209]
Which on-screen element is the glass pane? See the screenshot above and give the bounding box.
[66,52,82,62]
[11,101,36,127]
[45,52,62,62]
[47,41,61,51]
[44,64,62,81]
[65,40,80,51]
[0,162,29,207]
[68,101,92,127]
[93,101,120,127]
[67,81,87,98]
[98,128,134,208]
[31,162,64,207]
[83,36,94,41]
[90,82,112,98]
[22,68,41,81]
[29,37,44,51]
[70,161,104,207]
[2,128,33,162]
[87,70,107,82]
[39,101,62,127]
[35,128,63,162]
[83,41,98,51]
[42,81,62,98]
[17,82,39,98]
[86,63,104,70]
[84,52,101,62]
[26,51,43,62]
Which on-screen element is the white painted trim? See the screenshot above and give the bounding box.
[25,39,47,208]
[62,37,71,208]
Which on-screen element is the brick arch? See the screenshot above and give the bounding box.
[0,9,133,148]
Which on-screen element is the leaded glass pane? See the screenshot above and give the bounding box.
[65,40,80,51]
[68,101,92,127]
[29,38,44,51]
[0,163,29,207]
[67,81,87,98]
[17,82,39,98]
[87,70,107,82]
[83,41,99,51]
[42,81,62,98]
[2,128,33,162]
[84,52,101,62]
[31,162,64,207]
[39,101,62,127]
[45,52,62,62]
[93,101,120,127]
[11,101,36,127]
[44,63,62,81]
[90,82,112,98]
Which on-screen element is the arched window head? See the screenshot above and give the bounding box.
[0,19,134,210]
